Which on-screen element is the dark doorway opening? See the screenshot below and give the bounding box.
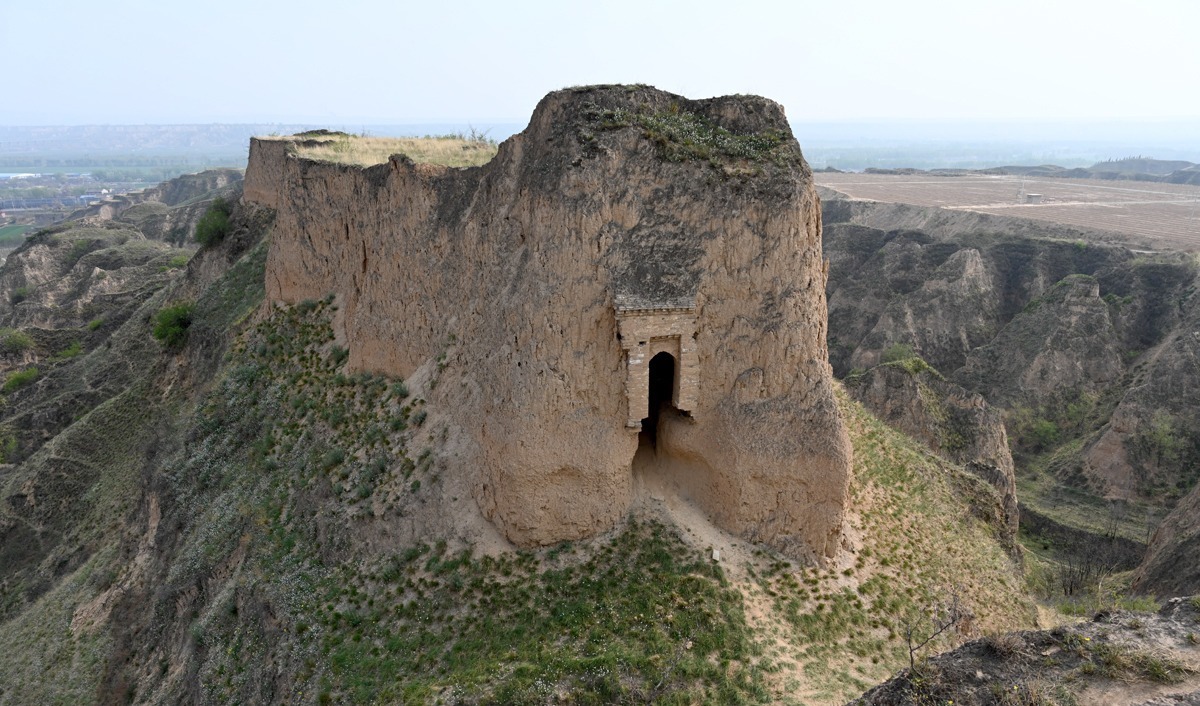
[642,352,676,448]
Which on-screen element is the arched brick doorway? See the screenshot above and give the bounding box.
[643,351,676,446]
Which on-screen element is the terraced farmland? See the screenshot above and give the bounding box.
[816,172,1200,251]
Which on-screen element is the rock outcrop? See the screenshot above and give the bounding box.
[956,273,1125,411]
[1135,482,1200,597]
[244,86,852,561]
[852,598,1200,706]
[848,361,1018,536]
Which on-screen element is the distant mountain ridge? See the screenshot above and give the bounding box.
[849,157,1200,185]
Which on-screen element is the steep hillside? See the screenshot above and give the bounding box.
[823,193,1200,611]
[846,359,1018,539]
[0,187,270,704]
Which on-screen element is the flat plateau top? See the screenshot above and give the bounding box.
[817,172,1200,251]
[261,133,498,168]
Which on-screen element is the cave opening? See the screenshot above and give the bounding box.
[641,351,676,450]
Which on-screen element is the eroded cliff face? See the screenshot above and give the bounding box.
[246,86,851,561]
[955,274,1125,410]
[823,206,1200,502]
[848,363,1018,538]
[1135,480,1200,597]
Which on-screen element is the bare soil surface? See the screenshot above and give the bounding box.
[817,173,1200,250]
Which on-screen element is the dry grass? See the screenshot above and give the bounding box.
[277,133,498,168]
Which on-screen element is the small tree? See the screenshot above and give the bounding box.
[881,342,916,364]
[902,587,972,670]
[153,302,193,350]
[194,197,232,247]
[1028,418,1060,451]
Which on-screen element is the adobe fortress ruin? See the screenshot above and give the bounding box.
[244,85,852,561]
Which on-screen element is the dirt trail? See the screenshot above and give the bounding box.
[630,434,849,704]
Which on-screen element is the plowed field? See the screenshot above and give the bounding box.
[817,173,1200,250]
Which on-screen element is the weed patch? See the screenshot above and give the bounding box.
[586,102,792,169]
[2,367,39,392]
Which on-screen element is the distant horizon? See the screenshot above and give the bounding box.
[4,116,1198,141]
[5,119,1200,170]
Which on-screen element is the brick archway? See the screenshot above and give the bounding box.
[615,305,698,428]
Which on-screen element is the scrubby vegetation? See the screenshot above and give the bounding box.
[142,299,773,703]
[744,391,1034,700]
[0,328,33,355]
[152,301,193,349]
[166,253,191,269]
[2,366,38,392]
[52,340,83,360]
[195,197,232,246]
[0,278,1023,704]
[585,102,792,169]
[879,343,941,377]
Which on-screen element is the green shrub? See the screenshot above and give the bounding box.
[881,343,917,364]
[1028,418,1061,451]
[87,317,105,331]
[844,368,867,387]
[10,286,30,305]
[1137,411,1184,466]
[321,448,347,471]
[152,302,194,350]
[195,197,232,247]
[167,254,191,269]
[3,367,39,393]
[54,341,83,360]
[0,329,34,355]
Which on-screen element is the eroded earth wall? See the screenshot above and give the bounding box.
[247,86,851,560]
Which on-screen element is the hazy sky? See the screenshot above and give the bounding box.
[3,0,1198,126]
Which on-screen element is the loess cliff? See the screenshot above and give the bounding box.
[245,85,852,561]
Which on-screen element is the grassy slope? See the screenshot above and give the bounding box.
[133,299,768,704]
[743,391,1037,703]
